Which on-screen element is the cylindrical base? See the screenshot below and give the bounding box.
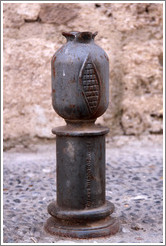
[45,125,119,238]
[44,216,119,239]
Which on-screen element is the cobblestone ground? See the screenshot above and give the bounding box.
[3,135,163,244]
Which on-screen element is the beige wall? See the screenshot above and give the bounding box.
[3,3,163,149]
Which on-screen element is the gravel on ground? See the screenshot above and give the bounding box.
[3,135,163,244]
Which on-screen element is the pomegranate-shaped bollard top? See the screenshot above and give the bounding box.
[45,31,119,238]
[51,31,109,122]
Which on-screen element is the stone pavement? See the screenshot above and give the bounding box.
[3,135,163,244]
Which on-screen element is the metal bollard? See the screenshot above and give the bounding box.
[44,31,119,238]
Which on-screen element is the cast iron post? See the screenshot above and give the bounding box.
[44,31,119,238]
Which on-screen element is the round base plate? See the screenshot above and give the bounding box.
[44,216,119,239]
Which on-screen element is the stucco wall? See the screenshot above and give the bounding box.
[3,3,163,149]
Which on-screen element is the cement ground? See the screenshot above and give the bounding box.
[3,135,163,244]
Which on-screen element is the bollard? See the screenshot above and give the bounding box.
[44,31,119,238]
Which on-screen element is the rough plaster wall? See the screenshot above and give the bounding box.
[3,3,163,149]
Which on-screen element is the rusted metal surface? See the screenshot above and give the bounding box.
[45,216,119,239]
[45,31,119,238]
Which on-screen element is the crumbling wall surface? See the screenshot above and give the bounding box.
[3,3,163,149]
